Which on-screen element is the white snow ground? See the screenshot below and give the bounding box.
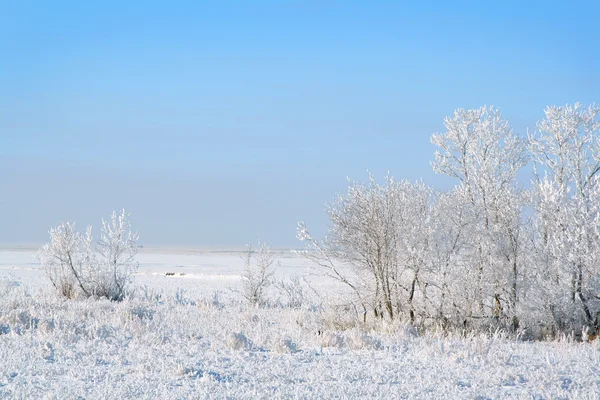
[1,248,600,399]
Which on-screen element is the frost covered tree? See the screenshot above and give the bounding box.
[298,174,434,322]
[427,186,476,327]
[431,106,528,328]
[529,103,600,333]
[240,241,276,307]
[38,222,92,299]
[93,210,140,301]
[37,209,139,301]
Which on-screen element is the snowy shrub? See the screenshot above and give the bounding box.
[239,241,276,307]
[94,324,116,340]
[273,337,298,353]
[319,331,345,348]
[346,332,382,350]
[134,285,164,305]
[0,309,38,331]
[0,276,22,297]
[38,319,55,335]
[208,291,225,309]
[129,305,155,321]
[92,210,139,300]
[227,332,252,351]
[40,342,55,362]
[319,303,365,331]
[37,221,84,299]
[37,209,139,301]
[276,274,317,308]
[175,288,197,306]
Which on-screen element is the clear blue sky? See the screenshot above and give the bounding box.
[1,0,598,247]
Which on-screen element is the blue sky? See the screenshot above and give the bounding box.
[1,1,598,246]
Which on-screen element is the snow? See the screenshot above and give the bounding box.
[1,248,600,399]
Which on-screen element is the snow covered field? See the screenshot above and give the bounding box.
[1,248,600,399]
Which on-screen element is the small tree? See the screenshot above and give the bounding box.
[240,241,276,307]
[38,209,139,301]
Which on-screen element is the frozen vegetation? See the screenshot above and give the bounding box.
[3,103,600,398]
[1,249,600,399]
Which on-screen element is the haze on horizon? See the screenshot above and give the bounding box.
[1,1,598,247]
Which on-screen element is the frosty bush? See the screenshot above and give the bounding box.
[227,332,252,350]
[94,210,139,300]
[276,274,318,309]
[38,209,139,301]
[240,241,276,307]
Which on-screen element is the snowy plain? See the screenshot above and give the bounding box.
[1,248,600,399]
